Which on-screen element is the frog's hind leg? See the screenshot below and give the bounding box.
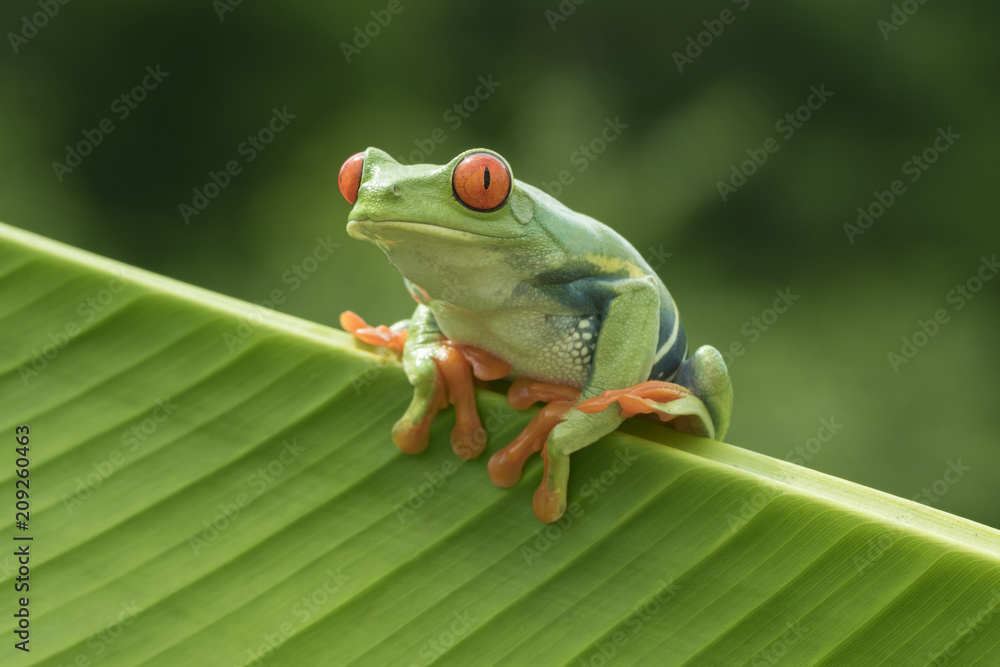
[489,378,602,523]
[578,346,732,441]
[487,379,580,488]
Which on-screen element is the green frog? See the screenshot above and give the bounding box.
[339,148,732,522]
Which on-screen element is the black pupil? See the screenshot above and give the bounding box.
[483,166,491,189]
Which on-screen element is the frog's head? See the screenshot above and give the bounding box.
[340,147,543,296]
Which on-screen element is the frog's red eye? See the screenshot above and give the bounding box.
[338,152,364,205]
[452,152,511,212]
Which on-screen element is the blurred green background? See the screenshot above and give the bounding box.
[2,1,997,527]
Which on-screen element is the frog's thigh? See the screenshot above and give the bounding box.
[558,273,662,450]
[571,275,660,396]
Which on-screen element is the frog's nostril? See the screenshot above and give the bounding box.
[392,185,401,195]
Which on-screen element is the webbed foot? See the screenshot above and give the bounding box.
[577,379,718,439]
[575,348,732,441]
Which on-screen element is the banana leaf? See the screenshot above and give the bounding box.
[1,221,998,666]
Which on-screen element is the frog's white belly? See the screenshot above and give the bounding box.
[433,306,598,388]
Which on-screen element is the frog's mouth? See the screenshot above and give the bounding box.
[347,218,512,242]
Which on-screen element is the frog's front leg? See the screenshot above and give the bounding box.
[391,304,448,455]
[533,276,661,522]
[393,304,510,459]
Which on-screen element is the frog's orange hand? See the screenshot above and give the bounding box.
[398,342,511,460]
[577,381,693,421]
[348,303,512,460]
[488,379,580,489]
[340,311,408,354]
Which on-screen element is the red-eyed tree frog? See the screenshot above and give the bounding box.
[338,148,733,523]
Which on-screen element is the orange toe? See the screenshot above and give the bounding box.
[433,342,487,459]
[576,389,626,414]
[507,378,581,410]
[339,310,367,333]
[578,381,692,419]
[339,311,408,353]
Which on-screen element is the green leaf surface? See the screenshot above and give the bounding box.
[1,221,999,666]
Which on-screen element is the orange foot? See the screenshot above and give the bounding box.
[577,381,693,421]
[340,311,408,353]
[488,378,580,488]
